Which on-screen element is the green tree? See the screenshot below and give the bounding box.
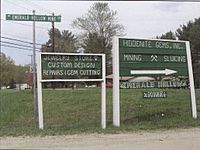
[41,28,77,53]
[156,31,176,40]
[72,2,124,74]
[0,52,15,87]
[82,32,112,74]
[13,65,29,90]
[83,32,111,53]
[41,29,77,89]
[176,18,200,88]
[157,18,200,88]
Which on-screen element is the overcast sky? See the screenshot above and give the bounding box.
[1,0,200,65]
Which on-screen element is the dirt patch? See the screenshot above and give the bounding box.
[1,128,200,150]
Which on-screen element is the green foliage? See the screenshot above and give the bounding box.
[72,2,124,74]
[0,52,15,86]
[176,18,200,88]
[41,28,77,53]
[72,3,124,38]
[82,32,112,74]
[157,18,200,88]
[156,31,176,40]
[0,52,29,87]
[176,18,200,56]
[13,65,29,86]
[0,88,200,136]
[83,33,110,54]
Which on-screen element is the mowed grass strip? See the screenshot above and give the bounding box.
[0,88,200,136]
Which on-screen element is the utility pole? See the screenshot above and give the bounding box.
[52,13,55,89]
[0,0,2,89]
[52,13,55,52]
[32,10,37,125]
[0,0,1,54]
[28,54,33,72]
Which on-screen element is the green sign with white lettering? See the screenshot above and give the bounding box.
[119,38,188,76]
[143,91,167,98]
[6,14,61,22]
[41,54,102,80]
[113,37,197,119]
[120,80,188,89]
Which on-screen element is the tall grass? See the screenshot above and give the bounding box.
[0,88,199,136]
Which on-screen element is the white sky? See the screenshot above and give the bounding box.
[1,0,200,65]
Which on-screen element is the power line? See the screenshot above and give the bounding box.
[0,41,41,50]
[21,0,52,14]
[1,33,45,44]
[6,0,33,12]
[7,0,51,14]
[1,44,41,52]
[2,19,49,30]
[0,36,43,46]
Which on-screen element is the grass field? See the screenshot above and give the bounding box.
[0,88,200,136]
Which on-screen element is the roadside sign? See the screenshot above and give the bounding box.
[6,14,61,22]
[143,91,167,98]
[120,80,188,89]
[41,53,102,81]
[37,53,106,129]
[112,37,197,127]
[119,38,188,76]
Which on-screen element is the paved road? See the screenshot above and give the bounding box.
[1,128,200,150]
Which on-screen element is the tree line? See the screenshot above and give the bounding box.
[41,2,200,88]
[1,2,200,88]
[0,52,29,89]
[41,2,124,75]
[157,18,200,88]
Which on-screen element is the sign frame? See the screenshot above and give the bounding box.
[40,52,104,82]
[112,36,197,127]
[37,52,106,129]
[118,37,188,77]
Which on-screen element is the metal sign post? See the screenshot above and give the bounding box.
[6,13,61,127]
[112,37,197,127]
[32,10,37,125]
[37,53,106,129]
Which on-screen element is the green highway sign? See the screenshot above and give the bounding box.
[41,53,103,80]
[119,38,188,76]
[113,37,197,125]
[6,14,61,22]
[120,80,188,89]
[143,91,167,98]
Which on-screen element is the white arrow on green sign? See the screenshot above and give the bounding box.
[130,69,177,75]
[112,37,197,128]
[119,38,188,76]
